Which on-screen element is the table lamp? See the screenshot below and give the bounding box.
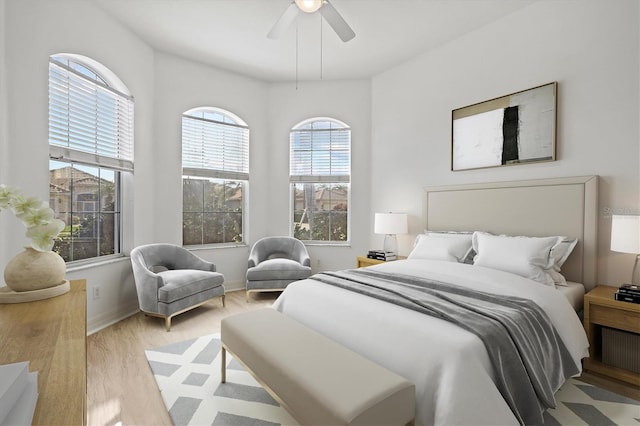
[610,214,640,285]
[374,213,408,255]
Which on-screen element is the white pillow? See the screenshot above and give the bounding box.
[409,233,473,262]
[429,231,476,263]
[548,269,568,287]
[552,238,578,267]
[472,232,562,286]
[549,238,578,286]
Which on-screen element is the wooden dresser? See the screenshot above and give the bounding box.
[0,279,87,425]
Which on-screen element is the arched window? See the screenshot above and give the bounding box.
[182,107,249,245]
[48,54,134,262]
[290,118,350,243]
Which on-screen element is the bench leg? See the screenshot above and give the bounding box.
[221,346,226,383]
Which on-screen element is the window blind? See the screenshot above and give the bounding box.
[182,114,249,181]
[289,121,350,183]
[48,59,134,172]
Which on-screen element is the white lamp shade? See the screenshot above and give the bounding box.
[374,213,408,235]
[611,214,640,254]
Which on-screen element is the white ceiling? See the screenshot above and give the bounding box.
[94,0,536,82]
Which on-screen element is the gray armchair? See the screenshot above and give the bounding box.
[246,236,312,301]
[130,243,225,331]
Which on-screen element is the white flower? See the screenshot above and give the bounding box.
[19,203,55,228]
[11,195,44,219]
[1,185,64,252]
[0,185,21,210]
[26,220,65,252]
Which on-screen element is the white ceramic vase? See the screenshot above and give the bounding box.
[4,247,66,292]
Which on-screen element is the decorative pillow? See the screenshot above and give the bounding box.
[472,232,563,286]
[408,232,473,263]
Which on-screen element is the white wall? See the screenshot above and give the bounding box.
[0,0,7,269]
[0,1,369,333]
[151,52,270,290]
[1,0,638,333]
[1,0,156,333]
[267,80,372,271]
[371,0,640,286]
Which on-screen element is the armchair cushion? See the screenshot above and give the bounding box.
[246,258,312,282]
[157,269,224,304]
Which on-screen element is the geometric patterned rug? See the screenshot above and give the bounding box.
[145,334,640,426]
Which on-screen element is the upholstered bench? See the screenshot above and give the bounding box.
[221,308,415,426]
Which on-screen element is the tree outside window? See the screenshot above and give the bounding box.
[182,107,249,246]
[183,177,243,245]
[290,118,351,243]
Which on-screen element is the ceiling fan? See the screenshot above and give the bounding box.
[268,0,356,42]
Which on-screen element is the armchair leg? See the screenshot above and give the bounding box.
[221,294,226,308]
[221,346,227,383]
[165,316,171,332]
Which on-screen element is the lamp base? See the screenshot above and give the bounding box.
[632,255,640,286]
[383,234,397,255]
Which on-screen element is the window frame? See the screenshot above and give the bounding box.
[181,107,249,247]
[48,54,133,265]
[289,117,351,245]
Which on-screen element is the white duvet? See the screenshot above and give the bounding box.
[272,259,589,426]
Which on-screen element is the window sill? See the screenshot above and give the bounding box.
[65,254,129,273]
[186,243,249,251]
[300,242,351,247]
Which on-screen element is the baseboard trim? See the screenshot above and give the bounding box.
[224,281,247,292]
[88,303,139,335]
[88,281,247,335]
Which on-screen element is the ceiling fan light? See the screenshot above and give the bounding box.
[295,0,323,13]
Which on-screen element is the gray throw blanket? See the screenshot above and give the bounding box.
[309,269,580,425]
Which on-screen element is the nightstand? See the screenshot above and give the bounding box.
[356,256,406,268]
[583,285,640,386]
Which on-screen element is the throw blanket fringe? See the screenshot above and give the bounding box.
[309,269,580,425]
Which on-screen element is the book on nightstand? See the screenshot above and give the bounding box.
[614,289,640,304]
[367,250,397,261]
[617,284,640,296]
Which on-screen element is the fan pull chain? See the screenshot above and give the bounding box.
[320,14,323,80]
[295,21,299,90]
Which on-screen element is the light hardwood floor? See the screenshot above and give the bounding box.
[87,290,278,426]
[87,290,639,426]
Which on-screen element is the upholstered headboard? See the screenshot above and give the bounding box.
[423,176,598,290]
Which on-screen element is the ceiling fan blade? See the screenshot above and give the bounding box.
[319,0,355,42]
[267,2,299,39]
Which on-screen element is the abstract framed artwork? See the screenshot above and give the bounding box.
[451,82,557,171]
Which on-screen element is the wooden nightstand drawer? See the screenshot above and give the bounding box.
[590,304,640,334]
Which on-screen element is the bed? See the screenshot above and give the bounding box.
[272,175,598,426]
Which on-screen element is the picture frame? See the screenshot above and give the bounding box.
[451,82,557,171]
